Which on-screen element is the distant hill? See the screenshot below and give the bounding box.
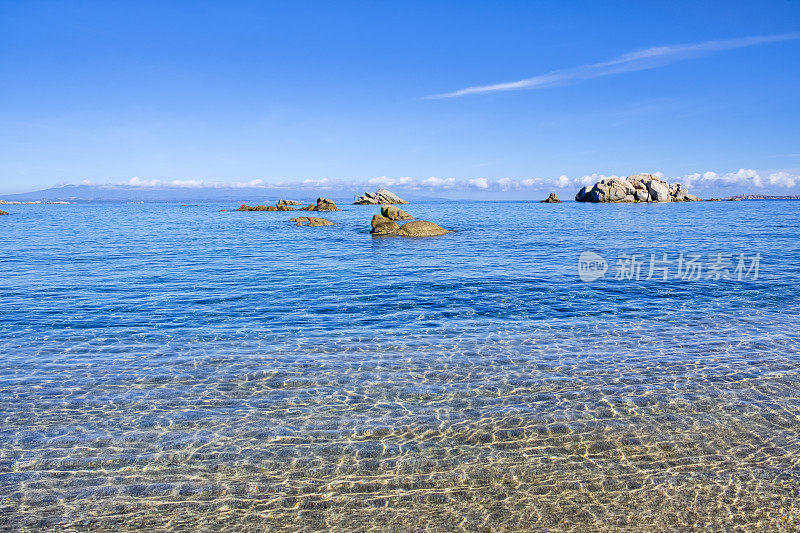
[0,184,448,204]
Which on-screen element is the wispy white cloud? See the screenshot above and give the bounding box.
[468,177,490,189]
[681,169,798,188]
[426,33,799,99]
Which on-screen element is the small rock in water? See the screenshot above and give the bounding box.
[313,198,340,211]
[380,205,413,220]
[539,193,562,203]
[277,199,302,206]
[0,209,8,215]
[290,217,334,227]
[301,198,340,211]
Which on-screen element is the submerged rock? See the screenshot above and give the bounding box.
[290,217,334,227]
[370,214,400,235]
[539,193,562,203]
[576,173,702,203]
[354,188,408,205]
[398,220,448,237]
[380,205,413,220]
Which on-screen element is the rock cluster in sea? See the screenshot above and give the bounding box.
[539,193,562,203]
[289,216,333,227]
[370,206,448,237]
[353,188,408,205]
[575,174,701,203]
[235,203,297,211]
[225,188,448,236]
[232,197,340,212]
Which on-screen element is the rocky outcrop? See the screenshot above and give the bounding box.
[301,198,340,211]
[235,203,296,211]
[290,217,333,227]
[380,205,413,220]
[539,193,562,203]
[398,221,448,237]
[354,188,408,205]
[371,216,448,237]
[370,214,401,235]
[278,199,302,206]
[575,174,701,203]
[0,209,8,215]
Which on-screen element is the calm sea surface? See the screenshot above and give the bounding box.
[1,200,799,531]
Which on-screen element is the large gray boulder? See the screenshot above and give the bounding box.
[380,205,413,220]
[575,185,591,202]
[354,188,408,205]
[646,180,670,202]
[575,173,701,203]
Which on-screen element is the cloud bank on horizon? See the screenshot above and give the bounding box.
[74,169,799,193]
[427,33,800,99]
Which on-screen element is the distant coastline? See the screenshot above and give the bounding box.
[728,194,800,200]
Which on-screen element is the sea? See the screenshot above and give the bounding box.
[1,200,799,531]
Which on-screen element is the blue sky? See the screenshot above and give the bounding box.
[1,0,799,196]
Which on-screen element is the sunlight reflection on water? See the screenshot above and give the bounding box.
[1,201,799,530]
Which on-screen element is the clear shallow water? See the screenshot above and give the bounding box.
[1,200,799,531]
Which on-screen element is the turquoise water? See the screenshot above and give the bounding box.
[1,200,799,531]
